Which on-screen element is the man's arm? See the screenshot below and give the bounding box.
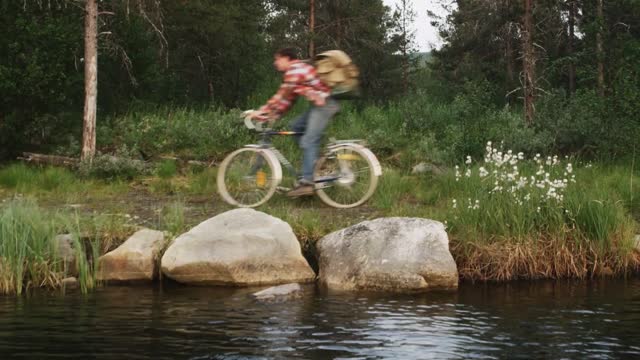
[258,72,299,119]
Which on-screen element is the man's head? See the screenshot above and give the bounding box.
[274,47,298,72]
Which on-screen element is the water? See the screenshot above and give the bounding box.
[1,279,640,359]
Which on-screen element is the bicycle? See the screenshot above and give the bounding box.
[217,111,382,208]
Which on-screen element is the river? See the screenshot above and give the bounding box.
[1,279,639,359]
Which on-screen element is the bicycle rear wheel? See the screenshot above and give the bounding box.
[314,145,380,208]
[217,148,279,207]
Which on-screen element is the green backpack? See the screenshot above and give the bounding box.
[314,50,361,99]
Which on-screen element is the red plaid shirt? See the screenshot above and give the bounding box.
[260,60,330,119]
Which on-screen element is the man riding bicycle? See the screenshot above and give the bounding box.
[248,47,339,197]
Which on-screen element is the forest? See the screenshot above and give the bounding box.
[1,0,637,162]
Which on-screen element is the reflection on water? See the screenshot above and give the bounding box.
[1,279,640,359]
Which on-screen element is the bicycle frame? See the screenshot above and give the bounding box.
[243,129,360,190]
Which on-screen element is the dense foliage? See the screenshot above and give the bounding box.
[1,0,638,162]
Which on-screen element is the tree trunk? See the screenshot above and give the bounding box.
[336,17,342,47]
[332,0,342,47]
[309,0,315,58]
[506,24,515,97]
[523,0,535,126]
[401,0,408,94]
[81,0,98,161]
[596,0,605,97]
[568,0,576,95]
[505,1,514,87]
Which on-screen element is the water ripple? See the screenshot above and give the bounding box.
[1,280,639,359]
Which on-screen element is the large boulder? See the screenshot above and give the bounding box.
[161,209,315,286]
[98,229,165,282]
[317,217,458,292]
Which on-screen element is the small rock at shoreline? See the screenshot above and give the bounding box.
[252,283,302,301]
[61,277,78,289]
[98,229,165,282]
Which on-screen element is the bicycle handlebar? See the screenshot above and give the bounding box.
[241,110,272,132]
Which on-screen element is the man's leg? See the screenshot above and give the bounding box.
[290,109,311,147]
[288,98,339,197]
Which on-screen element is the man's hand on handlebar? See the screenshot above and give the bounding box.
[248,110,269,122]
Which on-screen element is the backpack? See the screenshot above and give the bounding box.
[314,50,361,99]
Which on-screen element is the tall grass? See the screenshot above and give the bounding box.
[0,163,81,194]
[446,143,639,279]
[187,167,217,195]
[0,163,131,202]
[0,198,118,295]
[0,198,60,294]
[158,200,187,238]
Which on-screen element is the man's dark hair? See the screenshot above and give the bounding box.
[275,47,299,60]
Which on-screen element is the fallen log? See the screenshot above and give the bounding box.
[17,152,215,169]
[18,152,79,167]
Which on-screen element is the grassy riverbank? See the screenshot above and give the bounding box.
[1,101,638,294]
[0,148,638,294]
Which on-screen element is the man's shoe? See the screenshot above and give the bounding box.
[287,184,314,197]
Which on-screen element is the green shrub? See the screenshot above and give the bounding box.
[98,107,253,161]
[77,146,149,180]
[155,159,178,179]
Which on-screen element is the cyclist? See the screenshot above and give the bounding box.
[248,47,339,197]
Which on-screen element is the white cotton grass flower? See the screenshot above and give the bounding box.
[453,144,577,213]
[517,177,527,189]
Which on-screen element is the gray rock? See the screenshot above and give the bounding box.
[54,234,76,265]
[98,229,165,282]
[252,283,302,300]
[634,235,640,252]
[317,217,458,292]
[161,209,315,286]
[411,162,445,175]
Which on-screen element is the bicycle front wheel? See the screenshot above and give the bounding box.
[314,145,380,208]
[217,148,280,207]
